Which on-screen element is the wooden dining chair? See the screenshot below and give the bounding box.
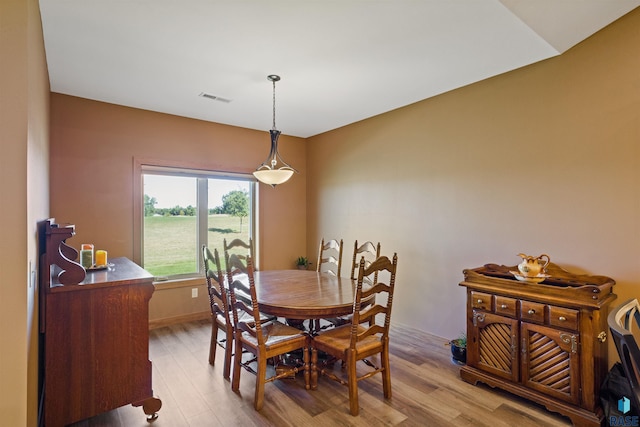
[350,240,381,284]
[224,237,256,269]
[319,240,382,330]
[226,253,310,410]
[310,253,398,416]
[310,238,345,332]
[608,298,640,414]
[316,238,343,276]
[202,245,233,380]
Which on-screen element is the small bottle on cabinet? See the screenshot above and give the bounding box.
[80,244,94,269]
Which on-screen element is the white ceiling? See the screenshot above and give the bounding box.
[39,0,639,138]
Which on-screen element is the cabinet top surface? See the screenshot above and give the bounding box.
[460,262,615,307]
[50,257,153,290]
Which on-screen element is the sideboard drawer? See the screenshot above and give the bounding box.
[495,296,517,317]
[548,305,579,331]
[520,300,545,324]
[471,291,492,311]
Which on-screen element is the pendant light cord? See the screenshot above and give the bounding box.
[272,78,277,131]
[268,74,280,131]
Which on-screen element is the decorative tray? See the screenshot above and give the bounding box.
[473,263,602,288]
[86,264,108,271]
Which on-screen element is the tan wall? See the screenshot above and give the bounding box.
[26,1,50,425]
[49,95,307,324]
[0,0,50,425]
[307,8,640,362]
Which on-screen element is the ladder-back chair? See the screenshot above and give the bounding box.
[310,253,398,416]
[320,240,382,331]
[308,238,344,332]
[202,245,233,379]
[226,254,310,410]
[350,240,381,284]
[224,237,256,270]
[316,238,343,276]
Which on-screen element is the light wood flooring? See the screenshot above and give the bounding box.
[70,319,572,426]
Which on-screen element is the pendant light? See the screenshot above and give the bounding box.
[253,75,296,187]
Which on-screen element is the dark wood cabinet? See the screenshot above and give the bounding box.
[460,263,615,427]
[40,220,161,426]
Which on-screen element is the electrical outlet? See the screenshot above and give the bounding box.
[191,288,198,298]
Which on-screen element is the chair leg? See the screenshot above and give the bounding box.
[222,327,233,380]
[231,337,242,392]
[209,322,218,366]
[310,347,318,390]
[381,345,392,399]
[254,354,268,410]
[347,350,359,416]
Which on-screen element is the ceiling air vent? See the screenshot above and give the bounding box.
[199,92,232,103]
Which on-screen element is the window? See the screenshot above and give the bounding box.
[140,165,256,280]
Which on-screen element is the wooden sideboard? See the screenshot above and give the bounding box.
[40,220,161,426]
[459,263,616,427]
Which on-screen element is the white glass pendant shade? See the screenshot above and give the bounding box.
[253,169,295,186]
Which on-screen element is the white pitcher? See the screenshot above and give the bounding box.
[517,253,550,277]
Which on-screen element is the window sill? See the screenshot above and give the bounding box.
[153,276,205,291]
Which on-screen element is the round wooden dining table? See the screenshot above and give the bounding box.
[252,270,369,320]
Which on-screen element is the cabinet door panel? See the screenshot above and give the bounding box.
[469,310,519,382]
[521,322,580,405]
